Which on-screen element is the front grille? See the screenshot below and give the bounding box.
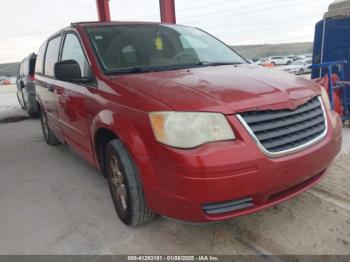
[238,97,327,156]
[203,197,254,215]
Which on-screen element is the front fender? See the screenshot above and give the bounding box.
[91,109,159,190]
[91,109,149,157]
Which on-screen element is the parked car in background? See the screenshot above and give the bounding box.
[281,58,313,75]
[0,79,12,85]
[268,56,293,66]
[302,53,312,58]
[16,53,38,117]
[35,22,341,226]
[258,58,275,68]
[287,55,303,61]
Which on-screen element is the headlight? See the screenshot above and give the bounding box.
[320,86,331,112]
[149,112,235,148]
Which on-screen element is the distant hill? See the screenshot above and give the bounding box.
[231,42,313,59]
[0,62,20,77]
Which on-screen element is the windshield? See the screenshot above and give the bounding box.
[86,24,246,74]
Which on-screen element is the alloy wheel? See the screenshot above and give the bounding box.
[109,155,128,211]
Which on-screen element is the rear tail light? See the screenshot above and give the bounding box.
[29,73,35,81]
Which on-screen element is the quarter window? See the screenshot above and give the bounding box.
[61,33,90,78]
[44,36,62,77]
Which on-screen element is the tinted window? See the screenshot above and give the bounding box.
[44,36,62,77]
[19,62,23,75]
[35,42,47,74]
[23,59,29,75]
[61,33,90,78]
[29,57,36,74]
[17,64,22,79]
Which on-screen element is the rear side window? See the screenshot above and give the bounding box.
[35,42,47,74]
[19,63,23,75]
[17,63,22,79]
[44,36,62,77]
[23,59,29,75]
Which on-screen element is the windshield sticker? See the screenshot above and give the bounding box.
[155,34,163,50]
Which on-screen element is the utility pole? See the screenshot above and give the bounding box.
[159,0,176,24]
[96,0,111,22]
[95,0,177,24]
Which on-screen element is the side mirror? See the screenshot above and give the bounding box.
[54,60,91,83]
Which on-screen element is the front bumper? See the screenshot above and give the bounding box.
[137,113,342,223]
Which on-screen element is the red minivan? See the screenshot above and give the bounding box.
[35,21,342,226]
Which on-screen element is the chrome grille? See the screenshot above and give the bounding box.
[237,97,327,157]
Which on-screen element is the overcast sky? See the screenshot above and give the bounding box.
[0,0,332,63]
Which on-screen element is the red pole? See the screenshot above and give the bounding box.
[96,0,111,22]
[159,0,176,24]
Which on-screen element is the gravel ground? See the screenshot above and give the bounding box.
[0,85,349,255]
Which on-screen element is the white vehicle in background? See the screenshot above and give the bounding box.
[281,58,313,75]
[268,56,293,66]
[287,55,303,61]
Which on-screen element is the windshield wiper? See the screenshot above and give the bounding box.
[105,67,153,75]
[105,62,244,75]
[195,61,244,67]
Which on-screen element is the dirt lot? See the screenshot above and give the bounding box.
[0,85,349,255]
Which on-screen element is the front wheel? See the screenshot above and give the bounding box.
[299,69,304,75]
[105,139,155,226]
[287,61,292,65]
[40,110,60,145]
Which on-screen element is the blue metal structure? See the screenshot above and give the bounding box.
[311,61,350,121]
[312,1,350,122]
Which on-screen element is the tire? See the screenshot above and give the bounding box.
[27,110,38,119]
[105,139,155,226]
[287,61,292,65]
[16,92,25,110]
[299,69,304,75]
[271,62,276,66]
[40,110,60,145]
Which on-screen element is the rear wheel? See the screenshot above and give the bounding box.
[16,92,25,110]
[105,139,154,226]
[287,61,292,65]
[27,108,38,118]
[40,110,60,145]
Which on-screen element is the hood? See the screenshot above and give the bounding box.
[113,64,321,114]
